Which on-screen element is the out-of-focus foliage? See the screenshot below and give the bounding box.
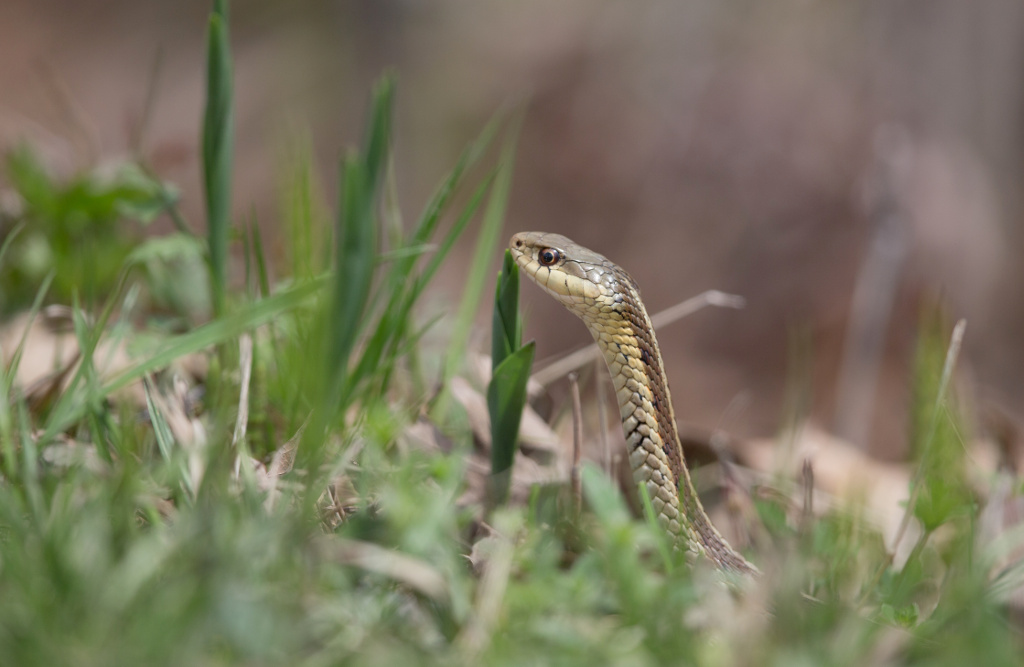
[1,147,178,313]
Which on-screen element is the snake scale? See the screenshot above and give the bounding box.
[510,232,757,575]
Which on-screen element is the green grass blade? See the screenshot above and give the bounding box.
[410,171,497,304]
[281,127,329,280]
[406,114,501,251]
[17,400,44,521]
[41,270,134,443]
[4,270,55,397]
[362,75,395,198]
[486,247,529,506]
[0,254,37,475]
[326,155,375,397]
[441,120,519,390]
[202,0,234,318]
[910,305,970,531]
[491,249,521,370]
[109,277,324,395]
[341,114,502,401]
[142,378,176,463]
[486,341,534,505]
[249,218,271,299]
[0,221,25,269]
[323,74,394,402]
[343,172,495,405]
[374,112,501,308]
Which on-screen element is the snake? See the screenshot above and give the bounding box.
[510,232,757,575]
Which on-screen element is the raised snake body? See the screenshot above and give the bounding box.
[510,232,757,575]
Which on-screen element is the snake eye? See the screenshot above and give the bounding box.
[538,247,561,266]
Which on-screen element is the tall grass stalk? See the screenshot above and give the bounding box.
[202,0,234,319]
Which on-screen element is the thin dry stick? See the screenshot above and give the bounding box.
[231,333,254,476]
[568,371,584,515]
[131,47,164,157]
[531,290,746,387]
[38,62,100,166]
[801,458,814,532]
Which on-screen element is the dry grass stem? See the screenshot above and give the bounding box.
[231,333,254,477]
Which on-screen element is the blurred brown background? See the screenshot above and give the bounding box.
[2,0,1023,459]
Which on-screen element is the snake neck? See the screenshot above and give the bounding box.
[588,282,756,575]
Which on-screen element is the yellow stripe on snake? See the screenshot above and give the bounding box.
[511,232,757,575]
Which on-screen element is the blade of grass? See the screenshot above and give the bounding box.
[342,172,495,407]
[4,270,56,397]
[491,250,521,368]
[410,171,498,306]
[343,113,502,380]
[0,250,38,475]
[333,114,502,408]
[17,400,44,522]
[202,0,234,318]
[433,119,519,422]
[487,249,530,506]
[487,342,535,505]
[441,120,519,387]
[325,155,373,397]
[41,269,134,442]
[362,74,394,198]
[108,277,325,396]
[281,126,329,279]
[143,377,176,463]
[249,217,271,299]
[325,78,393,402]
[373,113,502,308]
[0,221,25,268]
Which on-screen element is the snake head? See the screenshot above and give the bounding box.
[509,232,635,311]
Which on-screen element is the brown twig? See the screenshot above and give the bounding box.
[801,457,814,532]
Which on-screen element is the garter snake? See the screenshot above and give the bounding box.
[510,232,757,575]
